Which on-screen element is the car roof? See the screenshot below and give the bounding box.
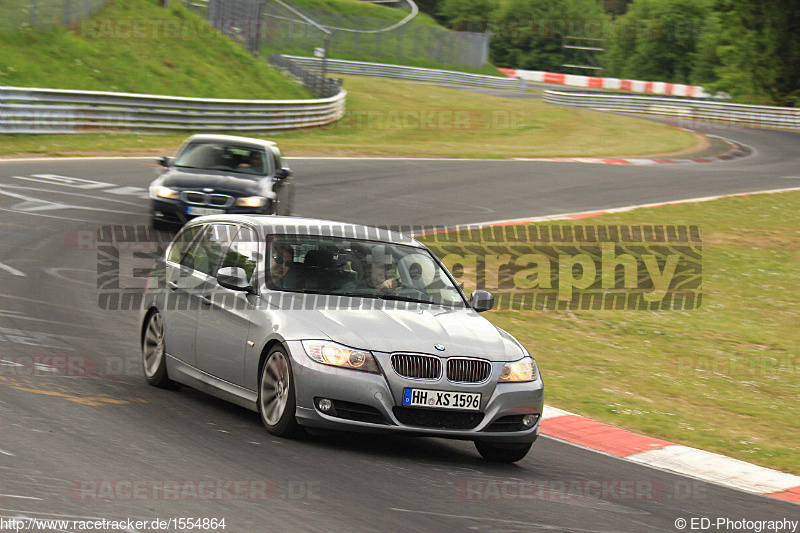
[183,134,278,151]
[188,215,424,247]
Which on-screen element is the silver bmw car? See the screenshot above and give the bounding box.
[140,216,544,462]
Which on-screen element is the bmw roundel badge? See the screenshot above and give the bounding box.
[434,344,446,351]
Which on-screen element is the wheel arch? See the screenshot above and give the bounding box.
[140,306,160,349]
[258,338,289,379]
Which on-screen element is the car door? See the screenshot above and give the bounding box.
[195,225,260,387]
[167,223,236,368]
[162,224,204,366]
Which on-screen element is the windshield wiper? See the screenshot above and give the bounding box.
[374,293,435,304]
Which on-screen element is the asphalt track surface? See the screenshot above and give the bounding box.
[0,119,798,532]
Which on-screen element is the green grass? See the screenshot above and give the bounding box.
[0,75,696,158]
[262,0,496,73]
[424,191,800,475]
[273,75,696,158]
[0,0,309,99]
[274,0,442,26]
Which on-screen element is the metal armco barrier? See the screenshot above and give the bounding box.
[544,90,800,131]
[0,86,346,134]
[279,55,528,91]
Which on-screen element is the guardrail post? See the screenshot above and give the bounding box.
[396,24,405,60]
[62,0,72,26]
[30,0,38,27]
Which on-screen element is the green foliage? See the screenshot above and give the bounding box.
[414,0,447,23]
[601,0,800,106]
[602,0,708,84]
[488,0,608,71]
[602,0,632,16]
[439,0,499,30]
[702,0,800,106]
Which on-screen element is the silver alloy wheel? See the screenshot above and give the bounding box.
[260,351,290,426]
[142,312,164,378]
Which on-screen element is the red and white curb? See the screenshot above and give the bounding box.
[512,135,752,165]
[497,67,709,98]
[541,406,800,502]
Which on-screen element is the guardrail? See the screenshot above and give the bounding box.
[544,90,800,130]
[269,54,342,98]
[279,55,528,91]
[0,86,346,134]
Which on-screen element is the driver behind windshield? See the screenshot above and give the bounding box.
[237,150,264,173]
[361,247,398,293]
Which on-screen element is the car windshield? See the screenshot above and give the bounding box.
[266,235,467,307]
[174,142,268,177]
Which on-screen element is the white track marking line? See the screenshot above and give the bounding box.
[0,262,25,277]
[466,186,800,229]
[0,187,145,214]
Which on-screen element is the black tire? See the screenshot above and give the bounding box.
[475,441,532,463]
[258,346,303,438]
[141,310,180,389]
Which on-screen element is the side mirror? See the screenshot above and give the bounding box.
[469,290,494,312]
[216,267,252,292]
[158,156,172,168]
[274,168,291,180]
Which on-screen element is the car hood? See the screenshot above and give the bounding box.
[277,297,525,360]
[159,169,265,196]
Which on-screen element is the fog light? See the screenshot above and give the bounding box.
[521,414,538,428]
[318,398,333,412]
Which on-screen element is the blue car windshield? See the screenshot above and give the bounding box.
[266,235,468,307]
[174,142,268,177]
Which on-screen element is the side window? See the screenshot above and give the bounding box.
[221,226,260,283]
[167,225,201,265]
[185,224,237,277]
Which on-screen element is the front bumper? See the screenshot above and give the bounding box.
[151,198,272,226]
[287,341,544,443]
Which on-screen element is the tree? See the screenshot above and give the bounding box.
[704,0,800,105]
[602,0,709,84]
[439,0,498,31]
[489,0,608,71]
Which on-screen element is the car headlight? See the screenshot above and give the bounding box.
[235,196,267,207]
[499,356,538,383]
[151,186,180,200]
[302,340,379,373]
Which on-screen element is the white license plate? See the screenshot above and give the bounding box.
[403,388,481,411]
[186,206,225,216]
